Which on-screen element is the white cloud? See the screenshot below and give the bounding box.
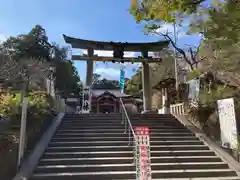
[95,67,120,80]
[0,34,8,43]
[155,23,187,39]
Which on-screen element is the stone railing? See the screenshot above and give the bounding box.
[170,102,185,115]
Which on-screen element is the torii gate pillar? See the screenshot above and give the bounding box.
[86,48,94,86]
[141,51,153,113]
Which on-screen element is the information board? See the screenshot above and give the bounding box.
[217,98,238,149]
[135,126,151,180]
[82,86,91,113]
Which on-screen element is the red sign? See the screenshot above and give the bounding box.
[135,126,150,136]
[135,126,151,180]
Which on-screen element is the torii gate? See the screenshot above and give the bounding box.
[63,34,169,113]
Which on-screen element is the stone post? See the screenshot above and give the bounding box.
[82,48,94,113]
[86,48,94,86]
[162,88,166,114]
[141,51,153,113]
[162,88,169,114]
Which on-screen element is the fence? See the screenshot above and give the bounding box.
[170,102,185,115]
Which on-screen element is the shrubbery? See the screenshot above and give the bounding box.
[188,82,240,141]
[0,90,55,179]
[0,90,53,124]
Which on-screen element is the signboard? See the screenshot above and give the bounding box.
[188,79,200,105]
[120,68,125,92]
[217,98,238,149]
[82,86,91,113]
[135,126,151,180]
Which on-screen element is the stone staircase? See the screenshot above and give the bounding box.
[30,113,240,180]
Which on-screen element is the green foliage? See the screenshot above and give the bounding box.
[190,1,240,48]
[92,73,120,89]
[187,68,202,81]
[199,85,235,107]
[1,25,82,95]
[125,48,175,95]
[125,69,142,95]
[55,60,81,95]
[0,91,53,123]
[130,0,206,23]
[28,91,53,116]
[2,25,52,61]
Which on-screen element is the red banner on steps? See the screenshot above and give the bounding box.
[135,126,151,180]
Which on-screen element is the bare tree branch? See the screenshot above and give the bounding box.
[152,30,195,69]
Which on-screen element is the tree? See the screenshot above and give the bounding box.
[55,60,81,96]
[1,25,54,93]
[0,25,82,95]
[92,73,101,85]
[48,42,82,96]
[129,0,228,71]
[125,48,177,95]
[130,0,208,23]
[125,69,142,95]
[92,73,120,89]
[2,25,52,61]
[193,1,240,87]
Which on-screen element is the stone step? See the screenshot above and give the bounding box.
[153,178,240,180]
[62,120,122,124]
[56,128,190,133]
[39,156,222,165]
[34,162,229,174]
[31,169,237,180]
[57,125,186,129]
[62,118,179,123]
[60,122,184,127]
[31,176,240,180]
[131,118,179,121]
[46,145,210,152]
[54,132,194,137]
[58,125,126,129]
[131,122,183,126]
[48,140,204,147]
[43,150,216,159]
[64,114,121,117]
[51,136,199,142]
[63,117,122,120]
[132,114,174,118]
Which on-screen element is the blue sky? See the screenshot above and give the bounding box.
[0,0,201,82]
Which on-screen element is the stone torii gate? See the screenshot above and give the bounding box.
[63,35,169,113]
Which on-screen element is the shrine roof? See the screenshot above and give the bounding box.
[153,78,176,90]
[63,35,169,51]
[92,89,130,98]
